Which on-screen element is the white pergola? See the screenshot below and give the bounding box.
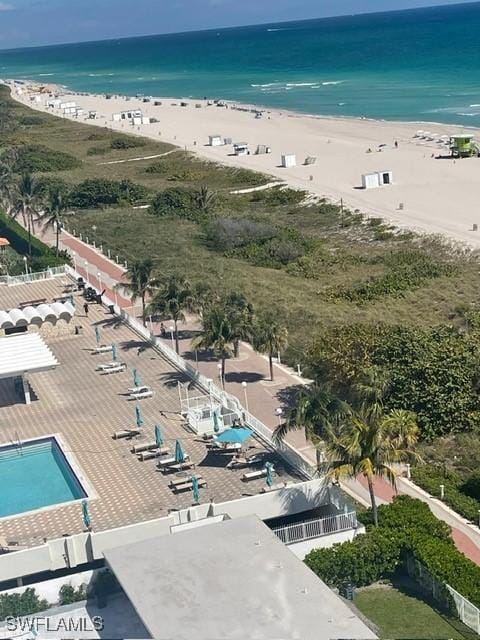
[0,333,59,404]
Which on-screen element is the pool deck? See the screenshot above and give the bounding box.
[0,277,300,547]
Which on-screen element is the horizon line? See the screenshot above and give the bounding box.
[1,0,479,53]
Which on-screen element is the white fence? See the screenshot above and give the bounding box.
[0,265,68,286]
[272,511,357,545]
[408,557,480,636]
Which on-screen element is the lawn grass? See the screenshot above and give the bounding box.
[3,86,480,367]
[354,585,476,639]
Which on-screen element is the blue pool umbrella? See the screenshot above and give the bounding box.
[95,326,101,345]
[82,500,91,530]
[214,427,253,445]
[135,403,144,428]
[175,439,186,464]
[132,368,141,388]
[111,343,118,361]
[265,462,275,487]
[213,409,221,433]
[69,294,75,309]
[192,475,200,503]
[154,424,164,448]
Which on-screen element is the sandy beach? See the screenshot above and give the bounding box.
[9,81,480,248]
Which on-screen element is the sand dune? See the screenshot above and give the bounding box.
[10,82,480,248]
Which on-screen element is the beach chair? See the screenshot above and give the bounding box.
[166,460,195,473]
[169,474,203,488]
[130,388,154,400]
[226,454,263,470]
[206,442,242,454]
[96,362,118,371]
[128,385,150,394]
[138,447,169,461]
[171,477,207,493]
[157,454,191,469]
[92,345,113,354]
[242,468,267,482]
[131,441,157,454]
[113,428,141,440]
[101,363,127,374]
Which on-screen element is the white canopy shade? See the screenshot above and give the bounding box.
[0,333,58,379]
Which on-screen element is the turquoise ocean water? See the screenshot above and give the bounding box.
[2,3,480,126]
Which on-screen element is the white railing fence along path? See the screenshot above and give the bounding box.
[0,265,68,286]
[64,266,317,480]
[272,512,358,545]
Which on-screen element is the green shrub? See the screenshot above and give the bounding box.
[0,210,64,264]
[204,218,275,251]
[110,136,146,150]
[251,187,306,206]
[13,144,81,172]
[0,588,49,621]
[150,187,193,218]
[19,115,44,126]
[69,178,148,208]
[462,473,480,501]
[87,146,109,156]
[58,583,87,605]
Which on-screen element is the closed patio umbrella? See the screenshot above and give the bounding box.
[213,409,221,433]
[135,403,144,428]
[175,439,186,464]
[95,326,101,345]
[132,368,141,388]
[111,343,118,361]
[82,500,91,530]
[265,462,275,487]
[192,475,200,503]
[154,424,164,448]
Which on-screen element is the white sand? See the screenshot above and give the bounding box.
[10,82,480,247]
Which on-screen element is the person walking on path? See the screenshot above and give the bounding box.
[83,302,89,317]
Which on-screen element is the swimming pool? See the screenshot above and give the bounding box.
[0,437,87,518]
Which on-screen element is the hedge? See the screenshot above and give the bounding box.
[0,211,66,267]
[0,588,48,621]
[411,465,480,523]
[305,496,480,609]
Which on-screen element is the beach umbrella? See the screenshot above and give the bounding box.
[82,499,91,530]
[265,462,275,487]
[69,294,75,309]
[175,439,186,464]
[154,423,164,448]
[214,427,253,445]
[111,343,118,361]
[135,403,144,429]
[95,326,101,345]
[132,368,141,388]
[192,475,200,503]
[213,409,222,433]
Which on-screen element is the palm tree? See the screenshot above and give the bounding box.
[192,304,235,385]
[147,275,194,353]
[223,291,254,358]
[0,150,17,214]
[325,408,420,526]
[253,311,288,381]
[12,173,42,256]
[119,259,159,325]
[274,382,351,443]
[191,185,216,212]
[37,187,69,256]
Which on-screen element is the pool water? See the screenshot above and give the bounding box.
[0,438,87,518]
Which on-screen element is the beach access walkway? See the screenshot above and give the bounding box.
[33,223,480,565]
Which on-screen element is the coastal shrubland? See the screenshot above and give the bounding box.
[13,144,81,173]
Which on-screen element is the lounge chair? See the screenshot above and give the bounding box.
[128,385,150,394]
[92,345,113,354]
[166,460,195,473]
[171,477,207,493]
[101,363,127,374]
[97,361,125,371]
[169,474,203,488]
[156,455,176,468]
[242,468,267,482]
[113,428,141,440]
[260,481,293,493]
[138,447,169,461]
[132,441,157,454]
[226,454,263,470]
[206,442,242,454]
[130,389,154,400]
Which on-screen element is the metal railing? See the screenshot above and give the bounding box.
[272,511,358,545]
[0,265,68,286]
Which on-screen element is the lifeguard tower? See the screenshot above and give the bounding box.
[450,135,480,158]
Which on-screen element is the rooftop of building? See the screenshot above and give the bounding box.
[104,515,377,640]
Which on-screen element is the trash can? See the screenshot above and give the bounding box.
[108,304,115,314]
[75,325,83,335]
[339,582,355,601]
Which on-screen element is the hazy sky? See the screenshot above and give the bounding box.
[0,0,474,49]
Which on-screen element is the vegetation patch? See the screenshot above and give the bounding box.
[110,136,146,150]
[69,178,149,208]
[13,144,81,172]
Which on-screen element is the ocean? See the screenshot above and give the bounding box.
[2,3,480,127]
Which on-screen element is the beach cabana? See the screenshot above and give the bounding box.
[233,143,250,156]
[281,154,297,168]
[361,170,393,189]
[209,135,224,147]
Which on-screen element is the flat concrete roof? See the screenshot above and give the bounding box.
[105,515,376,640]
[0,333,58,379]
